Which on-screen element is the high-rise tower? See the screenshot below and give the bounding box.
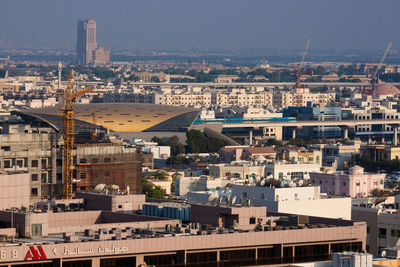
[76,19,98,65]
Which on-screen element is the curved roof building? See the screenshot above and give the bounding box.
[15,103,200,133]
[375,84,400,96]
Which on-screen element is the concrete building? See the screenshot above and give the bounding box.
[77,19,97,65]
[209,162,265,179]
[131,139,170,159]
[274,88,335,109]
[360,144,400,162]
[284,103,343,139]
[352,195,400,255]
[0,172,30,210]
[0,124,61,200]
[175,176,226,196]
[76,192,146,212]
[0,206,366,267]
[309,141,361,170]
[76,19,110,65]
[75,143,142,194]
[264,162,321,180]
[190,204,267,230]
[310,166,385,198]
[279,146,323,166]
[231,184,351,219]
[218,146,276,162]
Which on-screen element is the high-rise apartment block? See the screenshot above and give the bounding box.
[76,19,110,66]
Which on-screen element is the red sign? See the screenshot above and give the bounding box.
[24,246,47,261]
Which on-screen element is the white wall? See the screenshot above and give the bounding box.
[231,184,351,220]
[265,163,321,180]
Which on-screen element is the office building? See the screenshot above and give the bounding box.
[77,19,110,65]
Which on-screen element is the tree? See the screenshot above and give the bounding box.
[186,129,228,153]
[264,138,282,147]
[141,177,167,199]
[370,188,389,205]
[150,76,160,82]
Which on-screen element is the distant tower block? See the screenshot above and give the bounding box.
[202,59,206,72]
[58,61,62,90]
[4,56,10,79]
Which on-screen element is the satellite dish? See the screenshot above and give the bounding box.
[381,250,386,258]
[208,192,218,203]
[298,180,304,186]
[111,184,120,190]
[260,180,266,187]
[93,184,106,192]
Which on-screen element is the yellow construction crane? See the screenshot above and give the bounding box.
[62,72,94,199]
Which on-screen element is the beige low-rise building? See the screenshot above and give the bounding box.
[0,172,30,210]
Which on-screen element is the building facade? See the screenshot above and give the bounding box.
[310,166,385,198]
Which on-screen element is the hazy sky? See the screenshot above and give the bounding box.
[1,0,399,51]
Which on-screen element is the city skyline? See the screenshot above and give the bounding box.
[0,0,399,51]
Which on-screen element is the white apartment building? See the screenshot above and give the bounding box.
[131,139,170,159]
[273,88,335,109]
[231,184,351,220]
[264,162,321,180]
[175,176,227,196]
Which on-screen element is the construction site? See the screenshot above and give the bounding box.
[0,72,143,201]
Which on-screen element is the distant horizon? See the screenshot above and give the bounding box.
[1,0,399,52]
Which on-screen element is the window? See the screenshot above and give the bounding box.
[225,172,230,177]
[31,188,38,197]
[41,173,47,183]
[80,172,86,179]
[31,174,38,182]
[92,158,99,163]
[320,180,322,184]
[56,173,62,180]
[105,171,110,177]
[343,182,346,186]
[80,186,86,191]
[1,146,11,151]
[118,205,122,209]
[4,160,11,168]
[41,159,47,169]
[294,194,299,200]
[80,158,87,164]
[31,160,38,168]
[275,195,279,201]
[31,224,42,237]
[56,159,62,166]
[356,182,360,186]
[380,180,383,185]
[104,158,111,163]
[391,229,400,237]
[249,217,256,224]
[16,159,23,168]
[378,228,387,238]
[367,227,370,234]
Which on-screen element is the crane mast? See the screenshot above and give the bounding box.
[62,72,93,199]
[369,41,394,97]
[295,37,312,106]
